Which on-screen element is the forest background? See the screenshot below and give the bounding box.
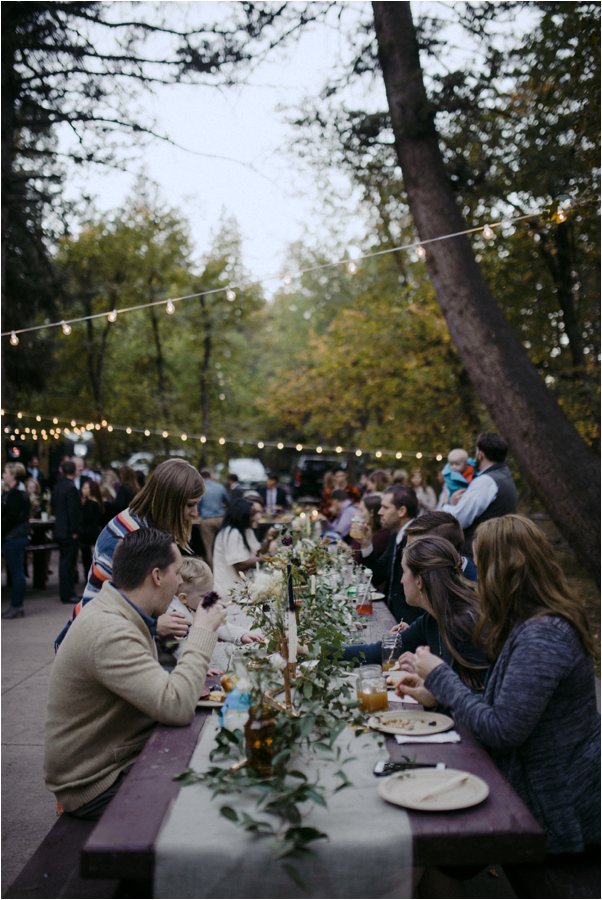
[2,2,600,571]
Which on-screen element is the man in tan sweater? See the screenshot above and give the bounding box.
[44,527,227,819]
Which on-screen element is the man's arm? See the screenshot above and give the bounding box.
[440,474,497,528]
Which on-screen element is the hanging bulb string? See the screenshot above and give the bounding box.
[0,408,444,460]
[1,204,574,340]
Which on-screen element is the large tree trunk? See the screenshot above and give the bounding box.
[372,1,600,580]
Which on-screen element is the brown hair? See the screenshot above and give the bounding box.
[474,515,595,659]
[361,492,384,532]
[407,511,464,553]
[129,459,204,548]
[402,536,485,689]
[367,469,391,492]
[119,465,140,496]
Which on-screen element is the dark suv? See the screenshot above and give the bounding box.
[291,455,347,500]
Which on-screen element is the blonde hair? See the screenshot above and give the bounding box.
[178,556,213,593]
[5,462,27,482]
[129,459,204,548]
[448,448,468,466]
[474,515,595,659]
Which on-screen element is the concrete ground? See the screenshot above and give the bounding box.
[1,552,522,898]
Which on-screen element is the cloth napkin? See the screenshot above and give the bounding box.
[395,729,461,745]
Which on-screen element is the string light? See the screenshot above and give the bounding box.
[107,309,118,323]
[347,260,358,275]
[1,204,582,342]
[10,332,19,346]
[482,224,495,241]
[226,289,236,302]
[0,408,475,461]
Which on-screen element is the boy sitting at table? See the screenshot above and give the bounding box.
[166,556,264,664]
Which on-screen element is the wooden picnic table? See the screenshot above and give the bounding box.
[81,599,545,885]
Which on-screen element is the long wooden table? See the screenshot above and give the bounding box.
[81,601,545,884]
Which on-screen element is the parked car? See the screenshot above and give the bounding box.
[224,458,268,489]
[291,454,347,500]
[126,451,154,477]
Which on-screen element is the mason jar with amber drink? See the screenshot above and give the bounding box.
[356,665,388,714]
[244,704,277,777]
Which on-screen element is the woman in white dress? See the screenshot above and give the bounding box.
[213,497,271,598]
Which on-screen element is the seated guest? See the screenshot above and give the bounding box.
[346,537,487,692]
[364,469,391,494]
[44,528,227,820]
[351,493,388,585]
[358,486,420,624]
[406,515,600,855]
[167,556,264,659]
[213,498,274,597]
[405,510,477,581]
[258,472,289,511]
[324,489,358,543]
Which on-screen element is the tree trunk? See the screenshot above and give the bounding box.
[149,307,171,455]
[198,295,212,434]
[372,1,600,580]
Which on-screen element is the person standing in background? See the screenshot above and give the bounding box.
[52,460,83,605]
[1,463,31,619]
[197,468,229,568]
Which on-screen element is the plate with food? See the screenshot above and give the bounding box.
[367,709,453,736]
[378,767,489,811]
[197,687,226,708]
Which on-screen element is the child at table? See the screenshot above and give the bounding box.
[166,557,263,664]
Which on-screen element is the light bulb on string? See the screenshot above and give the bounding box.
[107,309,118,323]
[395,451,403,460]
[347,260,358,275]
[218,437,226,445]
[162,431,169,438]
[70,419,77,427]
[10,332,19,346]
[296,443,303,451]
[165,299,176,315]
[355,449,362,457]
[335,445,343,454]
[181,433,187,441]
[36,415,41,422]
[107,425,113,432]
[375,450,383,459]
[17,412,23,419]
[415,245,426,261]
[416,451,423,459]
[144,429,150,437]
[282,273,292,287]
[316,446,323,454]
[436,454,443,461]
[257,441,264,449]
[101,419,108,427]
[200,435,207,443]
[483,224,495,241]
[126,427,132,435]
[277,442,284,450]
[61,321,72,335]
[225,289,236,302]
[52,417,58,424]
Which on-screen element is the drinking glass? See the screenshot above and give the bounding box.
[356,665,388,713]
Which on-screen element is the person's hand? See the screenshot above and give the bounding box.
[389,621,410,634]
[396,650,418,673]
[207,666,222,677]
[193,601,228,632]
[414,645,445,679]
[241,631,266,644]
[266,527,278,541]
[449,488,466,505]
[394,672,437,709]
[156,611,189,639]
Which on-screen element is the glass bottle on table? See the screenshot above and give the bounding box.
[245,704,277,777]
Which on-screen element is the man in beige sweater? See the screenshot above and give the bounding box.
[44,527,227,819]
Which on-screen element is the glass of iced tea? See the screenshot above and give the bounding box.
[356,665,388,713]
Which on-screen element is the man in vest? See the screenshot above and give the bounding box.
[441,431,517,557]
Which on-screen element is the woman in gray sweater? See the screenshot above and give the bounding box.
[403,514,599,856]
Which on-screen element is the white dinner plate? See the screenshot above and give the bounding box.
[370,591,385,601]
[368,709,453,736]
[378,767,489,811]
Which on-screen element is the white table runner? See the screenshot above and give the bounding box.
[154,716,413,898]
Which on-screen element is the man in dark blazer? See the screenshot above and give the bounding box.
[52,460,83,604]
[258,473,289,511]
[359,485,419,624]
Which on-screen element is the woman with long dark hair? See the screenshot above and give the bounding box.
[392,535,487,695]
[213,497,274,597]
[406,515,600,856]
